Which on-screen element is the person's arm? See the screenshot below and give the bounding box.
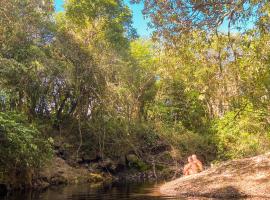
[183,164,190,175]
[183,165,187,174]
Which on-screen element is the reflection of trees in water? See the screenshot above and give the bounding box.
[2,183,185,200]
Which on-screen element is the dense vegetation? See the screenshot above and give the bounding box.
[1,0,270,186]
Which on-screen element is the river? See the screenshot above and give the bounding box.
[1,182,214,200]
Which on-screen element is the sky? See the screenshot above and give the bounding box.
[54,0,255,37]
[54,0,152,38]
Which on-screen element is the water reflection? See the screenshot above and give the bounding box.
[0,182,249,200]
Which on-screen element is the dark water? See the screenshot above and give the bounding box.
[1,182,214,200]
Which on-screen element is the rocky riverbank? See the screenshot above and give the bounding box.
[0,138,180,196]
[160,152,270,199]
[0,155,175,197]
[33,156,113,189]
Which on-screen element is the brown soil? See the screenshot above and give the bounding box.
[160,153,270,199]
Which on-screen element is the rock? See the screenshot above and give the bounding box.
[89,163,101,172]
[98,159,118,173]
[88,173,104,183]
[160,152,270,198]
[36,156,96,187]
[77,153,102,165]
[33,179,50,190]
[50,175,68,185]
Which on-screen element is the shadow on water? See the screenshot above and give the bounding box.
[0,184,8,197]
[0,182,261,200]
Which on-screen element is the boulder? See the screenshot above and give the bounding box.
[50,175,68,185]
[98,158,118,173]
[36,156,92,187]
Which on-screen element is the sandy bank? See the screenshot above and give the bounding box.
[160,153,270,198]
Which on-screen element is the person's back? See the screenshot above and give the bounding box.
[189,161,200,174]
[192,154,203,172]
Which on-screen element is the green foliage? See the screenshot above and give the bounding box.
[156,121,216,160]
[213,105,270,160]
[0,112,53,170]
[150,77,209,133]
[65,0,136,49]
[1,0,270,181]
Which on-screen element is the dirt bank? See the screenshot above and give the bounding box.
[33,156,113,189]
[160,153,270,199]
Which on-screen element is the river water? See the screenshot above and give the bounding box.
[1,182,215,200]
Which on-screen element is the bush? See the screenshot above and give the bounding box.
[156,121,216,162]
[213,106,270,160]
[0,112,53,171]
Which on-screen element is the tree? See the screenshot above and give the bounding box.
[132,0,269,41]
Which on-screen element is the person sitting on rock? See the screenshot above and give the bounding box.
[192,154,203,172]
[183,155,203,176]
[183,156,195,175]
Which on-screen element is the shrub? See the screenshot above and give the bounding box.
[213,106,270,160]
[0,112,53,171]
[156,121,216,162]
